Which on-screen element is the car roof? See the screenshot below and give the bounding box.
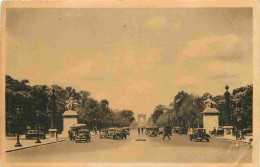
[79,129,89,132]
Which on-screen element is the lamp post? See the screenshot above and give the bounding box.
[48,88,58,139]
[15,108,22,147]
[35,110,41,143]
[51,88,56,129]
[224,85,231,125]
[168,113,170,127]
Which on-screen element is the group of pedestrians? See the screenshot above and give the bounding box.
[138,127,144,135]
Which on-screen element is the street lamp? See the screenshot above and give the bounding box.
[15,108,22,147]
[51,88,56,129]
[35,110,41,143]
[168,113,170,127]
[224,85,231,125]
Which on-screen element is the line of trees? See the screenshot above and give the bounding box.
[148,85,253,130]
[5,75,135,135]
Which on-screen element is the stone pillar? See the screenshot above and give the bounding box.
[61,110,78,137]
[202,107,219,133]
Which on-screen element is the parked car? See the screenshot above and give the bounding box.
[75,129,91,143]
[189,128,210,142]
[216,127,224,136]
[145,126,159,136]
[122,127,130,136]
[146,126,159,137]
[113,128,127,140]
[158,128,164,135]
[70,124,87,140]
[25,130,46,139]
[100,129,108,139]
[148,130,158,137]
[173,127,181,134]
[243,128,253,136]
[179,127,188,135]
[107,128,117,139]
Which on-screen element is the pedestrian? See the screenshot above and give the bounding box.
[138,127,140,135]
[68,129,72,141]
[94,127,97,135]
[141,127,144,134]
[213,127,216,135]
[163,126,171,140]
[236,129,239,140]
[56,131,58,141]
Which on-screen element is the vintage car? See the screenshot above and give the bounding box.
[122,127,130,136]
[70,124,87,140]
[75,129,91,143]
[158,128,164,135]
[243,128,253,136]
[25,130,46,139]
[216,127,224,135]
[113,128,127,140]
[107,128,117,139]
[179,127,188,135]
[189,128,210,142]
[173,127,181,134]
[148,130,158,137]
[145,126,159,137]
[100,129,109,139]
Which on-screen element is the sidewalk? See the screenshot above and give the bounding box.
[214,135,253,144]
[6,135,67,152]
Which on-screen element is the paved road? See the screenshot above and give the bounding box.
[6,130,252,163]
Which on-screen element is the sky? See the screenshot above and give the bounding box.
[5,8,252,116]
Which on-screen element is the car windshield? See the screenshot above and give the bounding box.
[198,130,205,133]
[29,130,37,133]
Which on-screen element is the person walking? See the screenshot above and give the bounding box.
[94,127,97,135]
[138,127,140,135]
[163,126,171,140]
[141,127,144,134]
[213,127,216,135]
[68,129,73,141]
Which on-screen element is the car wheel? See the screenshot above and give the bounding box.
[206,139,209,142]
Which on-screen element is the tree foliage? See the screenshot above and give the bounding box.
[5,75,135,135]
[148,85,253,130]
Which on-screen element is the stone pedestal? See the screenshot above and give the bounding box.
[202,107,219,133]
[61,110,78,137]
[48,129,58,139]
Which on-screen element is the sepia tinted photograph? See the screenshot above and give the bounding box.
[1,1,258,166]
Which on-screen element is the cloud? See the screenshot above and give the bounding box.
[171,22,182,32]
[177,34,248,62]
[144,17,182,33]
[144,17,168,29]
[172,34,252,95]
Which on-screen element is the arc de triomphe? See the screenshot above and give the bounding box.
[137,114,146,125]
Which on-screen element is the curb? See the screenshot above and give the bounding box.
[6,139,66,153]
[214,137,250,144]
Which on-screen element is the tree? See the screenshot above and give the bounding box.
[151,105,166,124]
[119,110,135,123]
